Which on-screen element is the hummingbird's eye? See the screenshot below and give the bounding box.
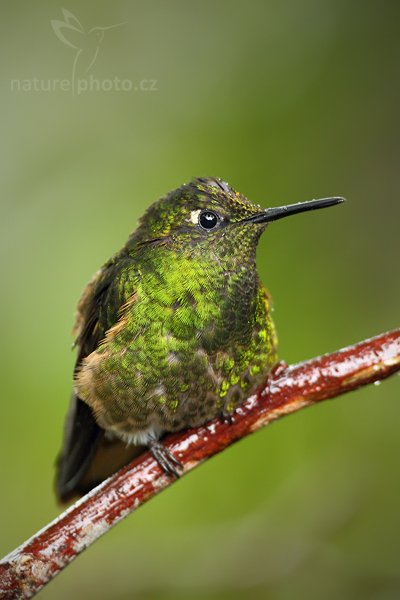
[198,210,220,230]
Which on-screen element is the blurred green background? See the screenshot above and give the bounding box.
[1,1,399,598]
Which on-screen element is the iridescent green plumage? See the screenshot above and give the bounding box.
[56,177,343,501]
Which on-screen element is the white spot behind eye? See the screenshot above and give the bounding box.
[188,209,201,224]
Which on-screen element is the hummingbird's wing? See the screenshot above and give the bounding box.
[56,257,140,502]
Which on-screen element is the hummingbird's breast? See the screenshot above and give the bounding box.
[75,248,278,443]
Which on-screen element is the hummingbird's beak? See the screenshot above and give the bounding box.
[242,197,345,225]
[100,22,127,31]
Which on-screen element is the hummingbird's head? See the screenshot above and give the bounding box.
[91,29,105,44]
[132,177,344,259]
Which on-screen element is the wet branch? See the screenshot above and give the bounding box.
[1,329,399,599]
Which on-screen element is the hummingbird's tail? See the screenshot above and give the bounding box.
[55,394,102,502]
[56,394,144,503]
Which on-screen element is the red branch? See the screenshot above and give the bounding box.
[1,329,399,599]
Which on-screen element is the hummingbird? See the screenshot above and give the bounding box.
[51,9,125,83]
[56,177,344,502]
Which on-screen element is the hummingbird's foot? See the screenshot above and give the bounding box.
[270,360,288,378]
[221,409,235,425]
[148,439,183,478]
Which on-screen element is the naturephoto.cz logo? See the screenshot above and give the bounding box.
[10,9,158,95]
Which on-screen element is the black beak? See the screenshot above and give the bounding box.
[242,197,345,225]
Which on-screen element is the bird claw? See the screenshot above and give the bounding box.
[221,410,235,425]
[148,439,183,478]
[270,360,288,379]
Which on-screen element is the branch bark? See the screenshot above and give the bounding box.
[1,329,399,599]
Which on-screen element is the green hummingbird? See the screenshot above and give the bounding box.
[56,177,344,501]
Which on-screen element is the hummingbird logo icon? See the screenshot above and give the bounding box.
[51,9,125,90]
